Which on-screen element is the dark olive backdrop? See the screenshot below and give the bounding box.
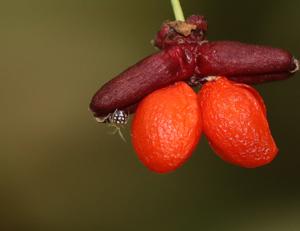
[0,0,300,230]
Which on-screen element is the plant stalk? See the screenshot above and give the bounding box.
[171,0,185,21]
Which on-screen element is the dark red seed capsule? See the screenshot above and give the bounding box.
[193,72,297,85]
[154,15,208,49]
[195,41,297,77]
[90,40,298,117]
[90,45,195,117]
[227,73,294,85]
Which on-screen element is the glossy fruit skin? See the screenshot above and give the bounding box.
[131,82,202,173]
[198,77,278,168]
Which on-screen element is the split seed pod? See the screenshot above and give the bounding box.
[198,77,278,168]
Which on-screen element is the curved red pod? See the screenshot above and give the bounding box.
[194,41,297,77]
[90,41,298,117]
[90,45,195,117]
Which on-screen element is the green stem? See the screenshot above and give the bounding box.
[171,0,185,21]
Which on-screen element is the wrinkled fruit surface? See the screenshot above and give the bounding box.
[198,77,278,168]
[131,82,202,173]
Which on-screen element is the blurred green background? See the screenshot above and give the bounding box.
[0,0,300,230]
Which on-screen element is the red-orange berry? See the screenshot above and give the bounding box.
[198,77,278,168]
[131,82,202,173]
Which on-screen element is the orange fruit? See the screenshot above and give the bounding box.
[198,77,278,168]
[131,82,202,173]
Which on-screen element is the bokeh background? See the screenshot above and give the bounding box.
[1,0,300,230]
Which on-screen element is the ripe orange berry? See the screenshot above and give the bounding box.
[131,82,202,173]
[198,77,278,168]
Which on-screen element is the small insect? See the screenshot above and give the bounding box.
[95,109,129,141]
[95,109,128,124]
[109,109,129,124]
